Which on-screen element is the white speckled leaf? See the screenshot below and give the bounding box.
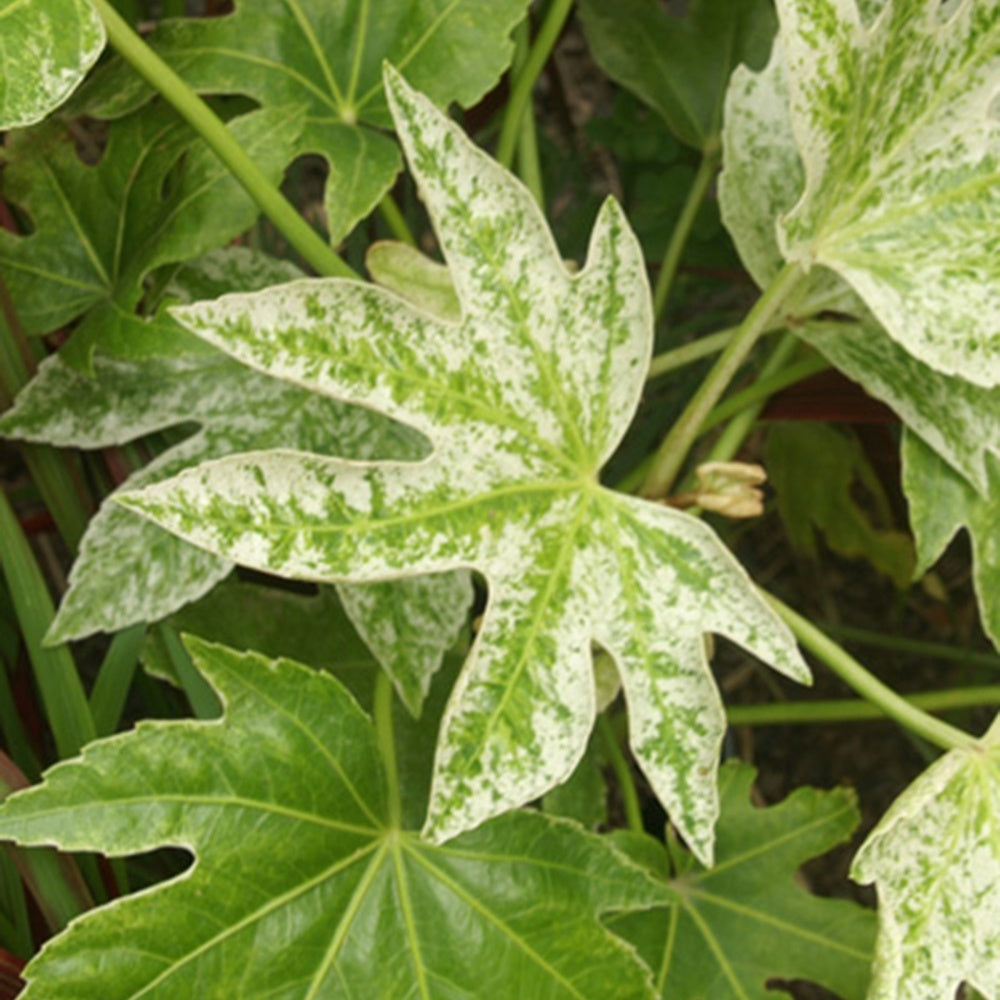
[0,638,668,999]
[901,432,1000,650]
[798,317,1000,495]
[851,716,1000,1000]
[773,0,1000,386]
[0,247,471,712]
[121,69,808,864]
[0,0,104,128]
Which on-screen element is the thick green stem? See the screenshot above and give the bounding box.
[496,0,574,168]
[767,594,977,751]
[375,671,402,828]
[90,0,357,280]
[597,714,643,834]
[646,327,738,380]
[727,686,1000,726]
[700,353,828,439]
[652,150,719,320]
[640,263,803,498]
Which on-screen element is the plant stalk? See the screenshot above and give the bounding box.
[375,671,402,828]
[89,0,357,280]
[767,594,978,751]
[652,149,719,320]
[496,0,574,168]
[640,262,803,498]
[726,686,1000,726]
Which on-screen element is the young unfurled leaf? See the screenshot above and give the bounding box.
[0,247,471,712]
[767,423,915,589]
[607,763,877,999]
[0,0,104,128]
[77,0,531,243]
[773,0,1000,386]
[852,716,1000,1000]
[0,638,668,999]
[120,68,808,864]
[902,433,1000,650]
[0,105,300,366]
[577,0,777,153]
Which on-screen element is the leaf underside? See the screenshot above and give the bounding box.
[0,638,668,999]
[121,67,808,865]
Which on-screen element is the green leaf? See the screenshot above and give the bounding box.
[798,318,1000,498]
[851,716,1000,1000]
[0,0,104,128]
[773,0,1000,386]
[577,0,777,152]
[120,67,808,864]
[78,0,532,244]
[902,433,1000,650]
[607,762,877,999]
[0,103,301,365]
[0,638,668,999]
[767,422,915,589]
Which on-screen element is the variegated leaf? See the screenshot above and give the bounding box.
[901,432,1000,649]
[774,0,1000,386]
[0,247,471,711]
[798,317,1000,496]
[0,0,104,128]
[851,715,1000,1000]
[0,638,668,999]
[718,44,862,317]
[120,68,809,863]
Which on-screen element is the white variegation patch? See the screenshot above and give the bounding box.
[0,247,471,712]
[773,0,1000,386]
[122,68,808,863]
[852,716,1000,1000]
[800,318,1000,495]
[0,0,105,128]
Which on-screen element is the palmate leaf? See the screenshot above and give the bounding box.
[120,68,808,864]
[0,638,668,999]
[0,0,104,129]
[0,247,471,713]
[77,0,531,244]
[576,0,777,152]
[773,0,1000,386]
[0,103,300,366]
[607,762,876,999]
[852,715,1000,1000]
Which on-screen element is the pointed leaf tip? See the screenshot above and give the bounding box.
[123,74,805,863]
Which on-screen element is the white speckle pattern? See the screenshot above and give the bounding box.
[123,69,807,863]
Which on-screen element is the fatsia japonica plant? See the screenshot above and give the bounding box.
[0,0,997,998]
